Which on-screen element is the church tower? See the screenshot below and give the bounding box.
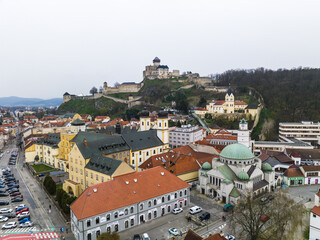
[237,118,251,149]
[139,108,151,131]
[153,57,161,67]
[156,109,169,149]
[225,86,235,113]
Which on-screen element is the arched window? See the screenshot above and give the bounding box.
[130,207,134,213]
[154,211,157,218]
[179,191,182,197]
[162,197,165,203]
[167,195,171,201]
[140,203,143,210]
[174,193,177,199]
[114,212,118,219]
[95,217,99,224]
[148,201,151,207]
[124,209,128,215]
[153,199,157,206]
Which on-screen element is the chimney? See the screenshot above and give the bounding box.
[83,138,87,147]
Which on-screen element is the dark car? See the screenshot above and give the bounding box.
[268,195,274,201]
[199,212,211,221]
[0,201,9,205]
[0,190,6,193]
[5,177,15,181]
[8,162,16,165]
[223,204,234,212]
[10,192,21,197]
[8,184,19,189]
[8,188,19,194]
[12,198,23,203]
[0,193,9,197]
[4,175,14,179]
[133,234,140,240]
[2,213,16,218]
[3,172,10,175]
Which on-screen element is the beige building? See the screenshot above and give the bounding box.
[143,57,180,80]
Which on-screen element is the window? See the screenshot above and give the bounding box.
[107,227,111,232]
[180,191,182,197]
[80,169,83,175]
[115,224,119,232]
[131,218,134,226]
[153,150,156,154]
[87,233,92,240]
[184,189,187,195]
[114,212,118,219]
[132,160,135,165]
[167,195,171,201]
[154,199,157,206]
[148,201,151,207]
[146,152,149,156]
[140,203,143,210]
[162,197,165,203]
[86,171,88,177]
[132,153,134,157]
[174,193,177,199]
[125,209,128,215]
[95,217,99,224]
[96,230,100,238]
[106,214,110,221]
[87,220,91,227]
[125,220,129,228]
[159,122,161,127]
[139,151,142,155]
[102,177,104,182]
[130,207,134,213]
[96,175,99,181]
[154,211,157,218]
[139,158,142,163]
[91,173,93,179]
[160,149,162,153]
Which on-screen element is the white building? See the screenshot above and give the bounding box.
[310,190,320,240]
[169,125,205,148]
[198,143,276,204]
[279,121,320,146]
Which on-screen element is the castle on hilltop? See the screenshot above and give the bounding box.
[143,57,180,79]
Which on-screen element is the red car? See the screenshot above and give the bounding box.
[16,208,28,215]
[260,215,270,222]
[11,195,23,200]
[10,192,21,196]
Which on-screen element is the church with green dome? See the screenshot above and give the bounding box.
[199,143,276,204]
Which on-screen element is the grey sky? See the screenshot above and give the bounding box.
[1,0,319,99]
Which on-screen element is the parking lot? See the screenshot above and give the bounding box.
[119,189,227,239]
[0,148,38,235]
[285,184,320,204]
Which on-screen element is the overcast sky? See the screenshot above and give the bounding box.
[1,0,319,99]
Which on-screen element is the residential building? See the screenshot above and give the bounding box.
[70,167,190,240]
[169,124,206,148]
[259,150,294,176]
[286,148,320,166]
[279,121,320,146]
[204,129,237,146]
[283,165,304,186]
[310,189,320,240]
[199,143,276,204]
[283,165,320,186]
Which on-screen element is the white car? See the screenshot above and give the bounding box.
[189,206,202,215]
[17,212,30,218]
[141,233,150,240]
[2,222,17,229]
[172,208,183,214]
[0,208,12,214]
[226,235,235,240]
[15,204,26,210]
[0,216,8,222]
[19,221,33,228]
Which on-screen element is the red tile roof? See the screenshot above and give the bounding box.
[71,167,190,220]
[284,168,304,178]
[172,145,217,164]
[301,165,320,172]
[259,150,294,164]
[234,101,247,105]
[311,206,320,216]
[214,100,225,105]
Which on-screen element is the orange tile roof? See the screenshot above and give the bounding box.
[205,234,227,240]
[301,165,320,172]
[311,206,320,216]
[172,145,217,164]
[71,167,190,220]
[283,168,304,178]
[234,101,247,105]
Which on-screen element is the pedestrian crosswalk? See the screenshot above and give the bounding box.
[33,231,59,239]
[0,226,38,234]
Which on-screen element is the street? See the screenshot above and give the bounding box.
[0,141,74,239]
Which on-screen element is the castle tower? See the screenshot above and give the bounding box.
[225,86,235,113]
[153,57,161,67]
[156,109,169,147]
[237,118,250,149]
[139,108,151,131]
[63,92,72,103]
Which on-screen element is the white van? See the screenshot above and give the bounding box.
[189,206,202,215]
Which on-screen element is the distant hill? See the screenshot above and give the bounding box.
[0,96,63,107]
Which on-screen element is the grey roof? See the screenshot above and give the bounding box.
[253,180,269,191]
[38,133,60,148]
[62,113,76,119]
[156,65,169,69]
[85,155,122,176]
[122,130,164,152]
[245,104,259,109]
[247,165,256,177]
[71,118,85,126]
[71,132,130,159]
[121,82,136,85]
[264,157,292,167]
[153,57,160,62]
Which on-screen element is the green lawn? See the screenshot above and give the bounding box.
[32,164,54,173]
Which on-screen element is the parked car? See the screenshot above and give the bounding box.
[0,190,5,193]
[225,235,235,240]
[17,212,30,218]
[15,204,26,210]
[189,206,202,215]
[268,195,274,201]
[0,185,5,188]
[0,201,9,205]
[10,192,21,197]
[0,216,8,222]
[141,233,150,240]
[8,162,16,165]
[16,207,29,213]
[11,195,23,199]
[2,213,16,218]
[18,216,30,222]
[2,222,17,229]
[8,189,19,194]
[8,184,19,189]
[260,197,268,204]
[199,212,211,221]
[168,228,179,236]
[11,198,23,203]
[0,193,9,197]
[223,204,234,212]
[0,208,12,214]
[19,221,33,228]
[172,208,183,214]
[133,234,140,240]
[260,215,270,222]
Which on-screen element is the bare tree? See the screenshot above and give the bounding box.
[228,190,306,240]
[90,87,98,95]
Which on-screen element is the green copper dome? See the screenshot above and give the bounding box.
[71,118,85,126]
[262,163,272,172]
[238,170,250,181]
[202,162,212,171]
[220,143,254,160]
[223,179,232,184]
